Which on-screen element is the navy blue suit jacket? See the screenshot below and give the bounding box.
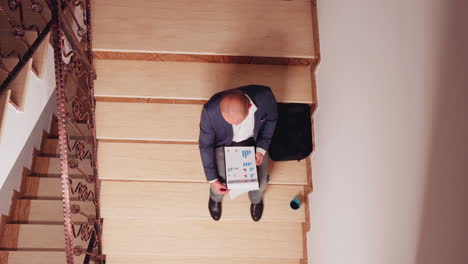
[199,85,278,182]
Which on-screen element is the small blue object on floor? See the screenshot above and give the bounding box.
[290,196,301,210]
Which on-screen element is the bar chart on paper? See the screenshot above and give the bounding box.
[242,149,253,158]
[224,146,259,199]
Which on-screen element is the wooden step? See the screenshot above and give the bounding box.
[0,6,50,33]
[22,176,94,199]
[30,33,51,78]
[0,58,17,84]
[0,224,88,250]
[104,255,301,264]
[0,89,11,143]
[42,138,60,156]
[1,251,84,264]
[2,60,33,110]
[103,218,304,259]
[95,60,313,104]
[33,157,93,175]
[41,138,93,157]
[49,122,93,138]
[22,177,60,198]
[93,0,315,58]
[101,181,305,222]
[98,142,308,185]
[96,102,201,141]
[11,200,93,223]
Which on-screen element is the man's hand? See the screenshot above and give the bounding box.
[255,152,264,166]
[211,180,230,195]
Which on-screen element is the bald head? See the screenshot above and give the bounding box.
[220,91,250,125]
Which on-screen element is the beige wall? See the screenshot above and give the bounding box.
[308,1,468,264]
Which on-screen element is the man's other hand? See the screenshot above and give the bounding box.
[211,180,230,195]
[255,152,264,166]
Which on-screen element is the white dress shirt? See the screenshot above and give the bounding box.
[210,95,266,183]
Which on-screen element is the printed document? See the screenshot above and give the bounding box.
[224,146,259,200]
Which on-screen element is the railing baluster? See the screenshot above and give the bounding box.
[52,0,103,262]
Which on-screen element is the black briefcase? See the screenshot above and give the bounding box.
[269,103,313,161]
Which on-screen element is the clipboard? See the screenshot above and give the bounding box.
[224,146,259,199]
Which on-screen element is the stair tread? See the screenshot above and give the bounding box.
[95,60,313,104]
[98,142,308,185]
[49,122,92,137]
[41,138,93,157]
[104,255,302,264]
[0,224,88,249]
[103,218,304,259]
[93,0,315,58]
[22,176,95,199]
[1,251,85,264]
[96,102,201,141]
[101,181,305,222]
[33,156,93,175]
[11,199,94,223]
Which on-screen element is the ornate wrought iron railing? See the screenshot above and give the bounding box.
[51,0,103,263]
[1,0,103,263]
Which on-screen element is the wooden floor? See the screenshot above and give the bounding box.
[93,0,318,263]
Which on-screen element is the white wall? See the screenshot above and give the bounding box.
[308,1,468,264]
[0,43,56,214]
[0,94,56,214]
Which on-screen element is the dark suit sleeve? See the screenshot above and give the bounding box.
[256,88,278,151]
[199,107,219,182]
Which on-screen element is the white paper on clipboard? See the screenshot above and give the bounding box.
[224,146,259,200]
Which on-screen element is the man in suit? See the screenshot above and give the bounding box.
[199,85,278,221]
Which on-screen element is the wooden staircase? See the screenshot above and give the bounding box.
[93,0,319,263]
[0,31,51,141]
[0,117,87,264]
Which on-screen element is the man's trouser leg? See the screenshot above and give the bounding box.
[210,147,269,204]
[209,147,226,202]
[248,152,269,205]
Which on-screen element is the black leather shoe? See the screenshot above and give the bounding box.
[250,200,264,222]
[208,197,222,221]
